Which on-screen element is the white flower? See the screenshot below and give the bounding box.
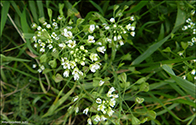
[57,15,63,20]
[106,38,112,43]
[109,98,116,107]
[90,63,101,72]
[186,18,191,23]
[87,118,92,125]
[117,35,122,40]
[88,35,95,43]
[99,80,104,86]
[37,26,42,30]
[52,48,56,52]
[63,69,69,77]
[89,24,95,33]
[47,39,53,43]
[83,108,89,115]
[40,42,46,47]
[119,40,124,46]
[51,32,57,38]
[64,31,73,38]
[40,47,45,52]
[97,104,106,114]
[43,22,47,26]
[32,64,37,68]
[52,22,57,27]
[100,115,107,121]
[191,69,196,75]
[32,36,37,42]
[110,18,115,23]
[34,43,38,48]
[94,115,101,122]
[31,23,37,29]
[193,29,196,34]
[107,107,114,117]
[192,37,196,43]
[97,42,102,45]
[59,43,66,49]
[73,96,79,102]
[68,40,76,48]
[70,61,76,69]
[182,26,188,31]
[75,107,79,113]
[62,60,70,69]
[191,10,195,15]
[112,94,119,99]
[113,36,117,41]
[130,16,135,21]
[97,46,106,54]
[130,32,135,37]
[90,53,98,61]
[40,65,45,70]
[37,31,41,37]
[46,24,51,28]
[126,24,131,30]
[96,25,99,29]
[38,69,42,73]
[194,76,196,80]
[105,26,110,30]
[108,87,115,93]
[55,36,59,40]
[47,44,53,49]
[80,45,84,50]
[113,24,117,27]
[96,98,102,104]
[80,61,85,66]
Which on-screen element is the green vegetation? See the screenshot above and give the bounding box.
[1,1,196,125]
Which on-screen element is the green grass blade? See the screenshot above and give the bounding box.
[162,64,196,98]
[10,1,22,16]
[21,8,30,32]
[156,103,179,116]
[131,5,186,65]
[1,54,30,62]
[42,84,76,118]
[89,0,104,15]
[29,1,38,23]
[124,0,149,14]
[1,1,10,37]
[36,0,45,18]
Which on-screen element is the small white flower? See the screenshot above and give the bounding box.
[106,38,112,43]
[110,18,115,23]
[113,36,117,41]
[57,15,63,20]
[192,37,196,43]
[109,98,116,107]
[99,80,104,86]
[64,31,73,38]
[90,63,101,72]
[97,46,106,54]
[112,94,119,99]
[89,24,95,33]
[62,60,70,69]
[68,40,76,48]
[31,23,37,29]
[107,107,114,117]
[70,61,76,69]
[126,24,131,30]
[193,29,196,34]
[59,43,66,49]
[52,48,57,52]
[98,104,106,114]
[80,45,84,50]
[87,118,92,125]
[108,87,115,93]
[193,59,196,62]
[40,65,45,70]
[52,22,57,27]
[73,96,79,102]
[100,115,107,121]
[80,61,85,66]
[191,69,196,75]
[88,35,95,43]
[37,26,42,30]
[117,35,122,40]
[178,52,183,56]
[130,32,135,37]
[186,18,192,23]
[75,107,79,113]
[90,53,98,61]
[130,15,135,21]
[83,108,89,115]
[40,42,46,47]
[96,98,102,104]
[32,64,37,68]
[182,75,186,79]
[46,24,51,28]
[63,69,69,77]
[51,32,57,38]
[38,69,42,73]
[34,43,38,48]
[194,76,196,80]
[96,25,99,29]
[113,24,117,28]
[105,26,110,30]
[94,115,101,122]
[191,10,195,15]
[47,44,53,49]
[40,47,45,52]
[182,26,188,31]
[119,40,124,46]
[97,42,102,45]
[43,22,47,26]
[32,36,37,42]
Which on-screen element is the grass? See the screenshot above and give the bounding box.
[1,0,196,125]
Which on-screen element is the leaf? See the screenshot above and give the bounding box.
[124,0,149,14]
[48,59,57,68]
[157,23,165,41]
[121,53,132,61]
[162,64,196,98]
[162,47,171,52]
[47,8,52,22]
[132,115,140,125]
[40,54,47,63]
[23,33,34,39]
[42,84,76,118]
[42,69,52,74]
[52,73,63,83]
[59,3,64,16]
[89,0,104,15]
[1,54,30,62]
[118,73,127,83]
[181,42,189,50]
[29,1,38,23]
[36,0,45,18]
[1,1,10,36]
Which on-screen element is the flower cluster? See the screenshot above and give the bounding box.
[83,86,118,124]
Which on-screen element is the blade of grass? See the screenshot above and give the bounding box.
[124,0,149,14]
[10,1,22,16]
[131,6,186,65]
[36,0,45,18]
[89,0,104,15]
[0,1,10,36]
[29,1,38,23]
[162,64,196,98]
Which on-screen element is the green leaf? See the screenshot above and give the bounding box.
[1,1,10,37]
[147,110,157,119]
[181,42,189,50]
[59,3,64,16]
[162,64,196,98]
[139,82,149,92]
[40,54,47,63]
[162,47,171,52]
[42,68,52,74]
[157,23,165,41]
[1,54,30,62]
[132,115,140,125]
[42,84,76,118]
[47,8,52,22]
[76,18,85,25]
[51,50,59,58]
[29,1,38,23]
[23,33,34,39]
[36,0,45,18]
[121,53,132,61]
[89,0,104,15]
[118,73,127,83]
[48,59,57,68]
[52,73,63,83]
[124,0,149,14]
